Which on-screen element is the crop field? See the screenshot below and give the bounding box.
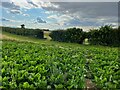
[1,40,120,89]
[1,1,120,89]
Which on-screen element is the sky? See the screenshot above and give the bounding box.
[0,0,119,31]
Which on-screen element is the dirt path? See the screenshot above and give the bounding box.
[85,79,98,90]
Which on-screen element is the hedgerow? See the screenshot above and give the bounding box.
[2,27,44,39]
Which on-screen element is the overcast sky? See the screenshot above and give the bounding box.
[0,0,119,31]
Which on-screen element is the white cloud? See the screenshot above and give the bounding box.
[45,2,118,28]
[9,9,22,14]
[23,14,30,16]
[47,14,57,19]
[1,17,15,22]
[104,22,118,28]
[45,11,51,14]
[1,17,22,23]
[10,0,35,9]
[40,2,59,8]
[47,14,73,26]
[6,0,118,2]
[1,1,118,30]
[2,0,59,9]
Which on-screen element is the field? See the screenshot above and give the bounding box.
[1,32,120,89]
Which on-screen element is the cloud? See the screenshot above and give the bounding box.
[45,11,54,14]
[27,1,38,7]
[1,1,118,18]
[44,2,118,17]
[1,1,118,30]
[40,2,59,9]
[36,17,46,23]
[1,2,20,10]
[1,0,59,9]
[9,9,22,14]
[1,0,59,17]
[1,1,32,16]
[1,17,15,22]
[1,1,38,15]
[1,17,22,23]
[23,14,30,16]
[9,0,35,9]
[47,14,74,25]
[1,2,22,15]
[44,2,118,27]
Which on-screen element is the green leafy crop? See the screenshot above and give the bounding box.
[1,40,119,89]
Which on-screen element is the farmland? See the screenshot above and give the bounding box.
[1,35,120,89]
[1,1,119,89]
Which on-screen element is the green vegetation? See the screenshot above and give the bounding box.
[2,27,44,39]
[2,25,120,46]
[50,27,86,44]
[1,25,120,89]
[1,39,119,89]
[84,47,119,89]
[2,40,85,89]
[2,31,87,47]
[88,25,120,46]
[50,25,120,46]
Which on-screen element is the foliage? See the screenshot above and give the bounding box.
[2,27,44,39]
[50,27,86,44]
[1,40,119,89]
[2,40,85,89]
[2,25,120,46]
[84,47,120,89]
[88,25,120,46]
[50,25,120,46]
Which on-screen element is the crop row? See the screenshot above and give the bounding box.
[1,40,119,89]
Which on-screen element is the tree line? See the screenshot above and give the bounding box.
[2,25,120,46]
[49,28,86,44]
[2,27,44,39]
[87,25,120,46]
[50,25,120,46]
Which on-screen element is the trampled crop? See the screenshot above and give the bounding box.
[1,40,120,89]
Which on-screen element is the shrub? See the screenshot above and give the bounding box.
[88,25,120,46]
[50,27,86,44]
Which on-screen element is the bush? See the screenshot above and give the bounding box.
[88,25,120,46]
[50,27,86,44]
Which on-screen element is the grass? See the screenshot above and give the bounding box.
[1,31,118,50]
[2,32,82,47]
